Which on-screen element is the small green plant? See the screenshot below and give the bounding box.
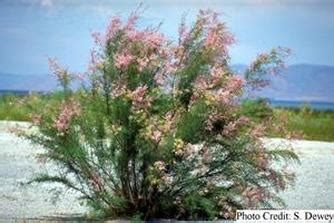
[272,108,334,141]
[22,9,298,220]
[240,99,273,121]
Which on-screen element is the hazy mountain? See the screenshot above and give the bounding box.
[234,64,334,102]
[0,73,58,91]
[1,64,334,102]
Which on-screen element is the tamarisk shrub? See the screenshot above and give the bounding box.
[24,9,299,220]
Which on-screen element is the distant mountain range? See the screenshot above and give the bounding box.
[1,64,334,102]
[234,63,334,102]
[0,73,58,92]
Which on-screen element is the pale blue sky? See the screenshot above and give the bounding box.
[1,0,334,75]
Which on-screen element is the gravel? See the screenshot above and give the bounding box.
[264,138,334,209]
[0,121,334,220]
[0,121,85,220]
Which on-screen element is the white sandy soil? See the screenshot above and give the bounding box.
[0,121,334,219]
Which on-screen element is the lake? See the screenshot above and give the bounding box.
[0,90,31,95]
[1,90,334,111]
[269,99,334,111]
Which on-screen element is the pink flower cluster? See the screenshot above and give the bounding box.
[193,76,209,94]
[210,67,224,86]
[105,12,138,41]
[54,99,81,132]
[226,75,244,92]
[128,29,165,48]
[205,109,224,131]
[114,50,133,69]
[215,75,244,105]
[106,16,122,40]
[178,18,188,43]
[242,186,267,207]
[247,47,290,89]
[199,9,235,56]
[144,31,165,48]
[88,49,104,73]
[130,85,153,111]
[223,116,250,136]
[125,11,139,31]
[192,69,243,106]
[93,10,170,75]
[105,10,165,51]
[111,80,127,97]
[151,129,163,143]
[48,57,69,81]
[136,57,149,72]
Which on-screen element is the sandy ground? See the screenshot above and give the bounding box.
[265,138,334,209]
[0,121,85,220]
[0,121,334,220]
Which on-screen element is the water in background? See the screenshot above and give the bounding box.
[1,90,334,111]
[269,99,334,111]
[0,90,31,95]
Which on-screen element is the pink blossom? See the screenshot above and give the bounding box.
[173,45,185,61]
[48,57,69,81]
[247,48,290,89]
[178,18,188,43]
[128,29,165,48]
[111,80,127,97]
[205,110,223,131]
[222,121,237,136]
[154,73,165,85]
[223,116,250,136]
[137,57,149,71]
[88,49,105,73]
[145,31,165,48]
[199,9,235,56]
[199,9,219,24]
[130,85,152,111]
[106,16,122,39]
[226,75,244,93]
[216,89,232,104]
[127,30,145,41]
[193,76,208,93]
[242,186,267,206]
[162,60,177,75]
[210,68,224,86]
[151,130,162,143]
[53,99,81,132]
[161,112,173,132]
[204,27,219,47]
[114,51,133,69]
[125,11,139,31]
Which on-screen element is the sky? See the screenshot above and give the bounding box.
[0,0,334,75]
